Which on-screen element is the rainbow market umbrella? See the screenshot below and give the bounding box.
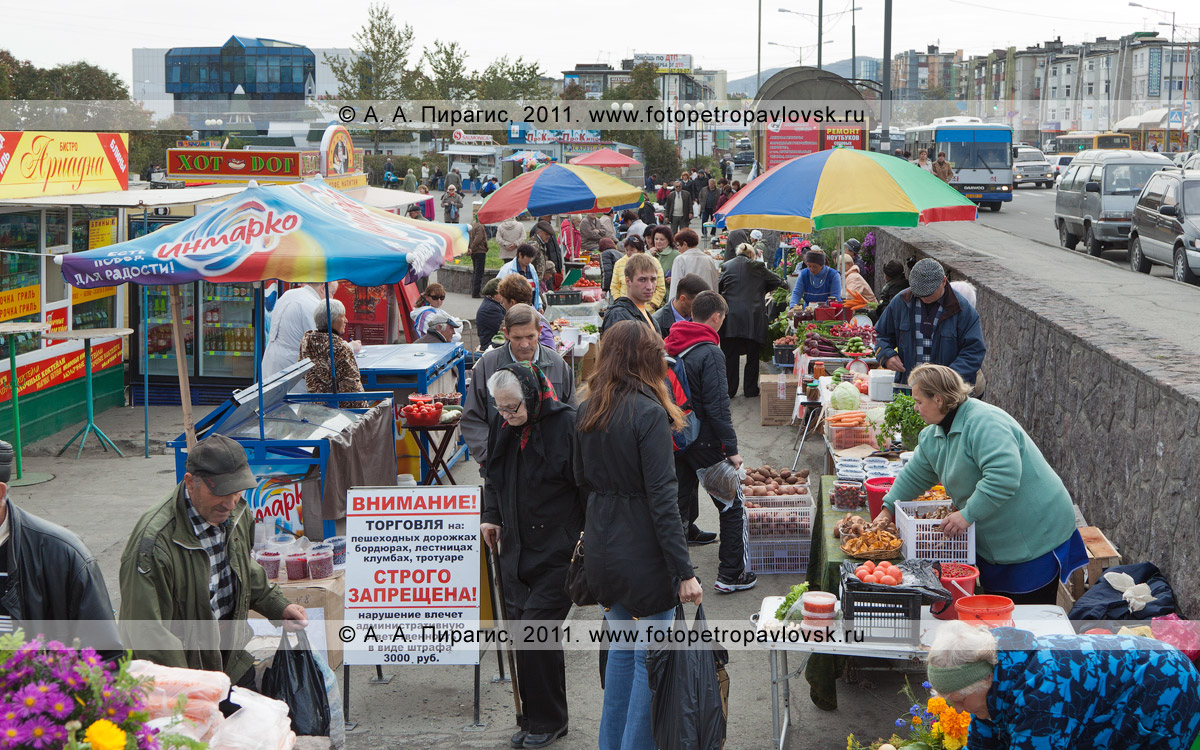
[59,178,469,445]
[716,148,978,233]
[477,163,644,223]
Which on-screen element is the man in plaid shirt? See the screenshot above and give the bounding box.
[120,434,307,689]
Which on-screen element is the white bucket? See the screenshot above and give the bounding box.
[560,326,580,346]
[868,369,896,402]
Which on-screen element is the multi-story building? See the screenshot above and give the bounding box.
[857,58,882,84]
[891,45,964,101]
[133,38,352,127]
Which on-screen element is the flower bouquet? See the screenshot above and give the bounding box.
[0,630,200,750]
[845,679,972,750]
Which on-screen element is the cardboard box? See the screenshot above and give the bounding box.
[760,373,798,426]
[251,569,346,668]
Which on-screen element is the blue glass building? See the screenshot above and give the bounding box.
[165,36,316,111]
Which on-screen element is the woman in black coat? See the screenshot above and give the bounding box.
[480,362,583,748]
[574,320,702,750]
[718,242,785,398]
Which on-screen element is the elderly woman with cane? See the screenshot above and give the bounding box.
[480,362,582,749]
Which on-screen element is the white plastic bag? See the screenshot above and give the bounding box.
[207,687,296,750]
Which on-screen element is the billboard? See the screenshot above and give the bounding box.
[633,53,694,74]
[167,149,306,181]
[0,131,129,199]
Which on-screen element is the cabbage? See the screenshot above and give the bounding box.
[830,382,862,410]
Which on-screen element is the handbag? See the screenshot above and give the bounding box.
[565,531,598,606]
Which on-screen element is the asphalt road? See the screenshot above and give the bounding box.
[963,184,1176,279]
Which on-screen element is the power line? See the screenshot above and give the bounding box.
[942,0,1136,25]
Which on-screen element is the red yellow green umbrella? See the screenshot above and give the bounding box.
[716,148,978,233]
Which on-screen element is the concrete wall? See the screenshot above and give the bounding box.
[875,227,1200,615]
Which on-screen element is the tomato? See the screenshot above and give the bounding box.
[855,566,869,578]
[879,575,897,586]
[877,561,891,570]
[855,570,869,582]
[863,561,876,574]
[892,569,903,583]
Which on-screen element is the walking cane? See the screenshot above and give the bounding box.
[488,545,524,723]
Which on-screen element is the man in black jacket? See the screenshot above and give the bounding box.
[474,277,506,350]
[650,273,709,339]
[663,293,755,593]
[600,253,657,337]
[663,181,693,236]
[0,440,121,653]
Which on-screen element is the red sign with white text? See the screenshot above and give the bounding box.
[0,339,121,401]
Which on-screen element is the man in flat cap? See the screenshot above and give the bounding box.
[119,434,307,686]
[874,258,986,385]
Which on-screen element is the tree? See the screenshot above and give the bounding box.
[560,82,587,101]
[127,114,191,177]
[474,56,549,101]
[0,51,145,130]
[594,62,679,179]
[323,3,418,152]
[417,41,473,100]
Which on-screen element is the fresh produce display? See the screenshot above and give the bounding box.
[939,562,976,579]
[830,367,853,385]
[550,318,571,330]
[741,465,811,496]
[877,393,926,450]
[841,336,868,354]
[841,527,904,557]
[853,560,904,585]
[802,331,843,357]
[438,405,463,424]
[401,401,443,426]
[580,324,599,334]
[773,334,798,347]
[834,513,899,540]
[570,278,600,288]
[829,323,876,347]
[915,505,953,520]
[916,485,950,503]
[831,482,866,510]
[774,581,811,621]
[827,410,866,428]
[746,505,811,537]
[830,381,863,410]
[430,391,462,405]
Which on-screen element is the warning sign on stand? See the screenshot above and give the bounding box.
[343,486,482,666]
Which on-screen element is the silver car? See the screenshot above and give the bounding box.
[1013,146,1055,188]
[1054,150,1173,256]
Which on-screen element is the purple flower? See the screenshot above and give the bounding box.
[51,666,83,693]
[0,718,26,748]
[42,690,73,721]
[909,703,921,716]
[21,717,59,749]
[922,680,932,689]
[78,648,102,668]
[12,685,48,717]
[895,718,907,727]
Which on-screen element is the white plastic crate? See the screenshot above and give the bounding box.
[748,538,811,574]
[745,494,815,540]
[895,500,976,564]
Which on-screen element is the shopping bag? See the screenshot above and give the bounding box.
[646,604,727,750]
[260,629,332,737]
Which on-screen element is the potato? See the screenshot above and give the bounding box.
[780,469,792,479]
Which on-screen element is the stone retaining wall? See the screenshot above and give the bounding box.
[436,263,497,296]
[875,228,1200,615]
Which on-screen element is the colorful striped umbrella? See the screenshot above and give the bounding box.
[716,149,978,233]
[477,163,643,223]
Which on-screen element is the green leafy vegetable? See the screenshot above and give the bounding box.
[877,393,926,450]
[775,581,811,620]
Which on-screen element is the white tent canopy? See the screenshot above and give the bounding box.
[1114,108,1170,130]
[348,187,433,211]
[437,145,500,156]
[0,186,245,208]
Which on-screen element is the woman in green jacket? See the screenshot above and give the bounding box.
[872,364,1086,604]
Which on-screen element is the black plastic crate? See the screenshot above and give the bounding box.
[545,289,583,305]
[773,345,796,365]
[840,575,922,644]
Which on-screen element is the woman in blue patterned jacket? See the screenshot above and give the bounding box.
[927,621,1200,750]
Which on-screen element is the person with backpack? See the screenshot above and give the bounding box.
[663,291,754,592]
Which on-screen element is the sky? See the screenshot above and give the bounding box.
[5,0,1199,89]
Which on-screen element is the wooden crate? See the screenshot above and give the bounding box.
[1058,526,1121,611]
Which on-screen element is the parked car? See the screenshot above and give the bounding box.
[1055,149,1173,256]
[736,137,752,150]
[1129,169,1200,284]
[733,150,755,166]
[1184,154,1200,171]
[1012,146,1055,188]
[1172,151,1196,167]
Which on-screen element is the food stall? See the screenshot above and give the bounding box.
[168,361,397,538]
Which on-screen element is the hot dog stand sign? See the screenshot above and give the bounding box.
[167,149,306,182]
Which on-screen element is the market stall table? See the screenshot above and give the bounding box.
[41,328,134,459]
[755,596,1073,750]
[405,422,463,486]
[1,322,52,485]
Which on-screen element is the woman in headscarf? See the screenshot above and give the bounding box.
[559,214,582,262]
[480,362,583,749]
[788,246,843,308]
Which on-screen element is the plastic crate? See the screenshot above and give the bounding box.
[840,580,923,644]
[895,500,976,564]
[545,289,583,305]
[745,494,815,540]
[827,422,876,450]
[773,345,796,365]
[748,539,811,574]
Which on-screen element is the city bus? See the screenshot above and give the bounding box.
[904,117,1014,212]
[1054,132,1132,153]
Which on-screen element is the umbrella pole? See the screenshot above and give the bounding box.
[168,285,196,449]
[325,283,337,399]
[142,210,150,459]
[838,227,846,302]
[255,283,265,442]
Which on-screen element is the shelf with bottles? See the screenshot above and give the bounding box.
[145,317,195,325]
[202,328,257,355]
[72,307,113,331]
[202,350,255,357]
[146,328,194,357]
[203,295,254,303]
[143,289,194,320]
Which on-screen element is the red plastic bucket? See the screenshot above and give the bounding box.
[864,477,894,519]
[934,563,979,620]
[955,594,1015,627]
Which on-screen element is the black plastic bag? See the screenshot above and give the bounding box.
[646,605,727,750]
[839,559,952,608]
[260,629,332,737]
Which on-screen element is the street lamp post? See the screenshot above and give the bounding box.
[882,0,893,153]
[778,6,861,72]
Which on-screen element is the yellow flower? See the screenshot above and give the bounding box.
[944,738,963,750]
[84,719,127,750]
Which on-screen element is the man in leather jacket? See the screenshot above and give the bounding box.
[0,440,122,655]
